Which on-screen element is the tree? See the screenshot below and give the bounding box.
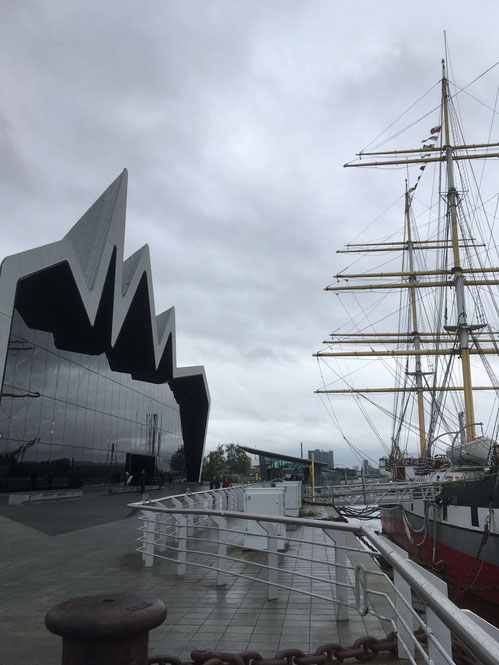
[225,443,251,476]
[202,445,225,480]
[201,443,251,480]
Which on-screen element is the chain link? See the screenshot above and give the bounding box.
[454,520,490,594]
[149,629,478,665]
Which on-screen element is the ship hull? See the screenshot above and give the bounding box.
[380,476,499,605]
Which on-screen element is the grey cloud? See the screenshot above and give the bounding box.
[2,0,498,466]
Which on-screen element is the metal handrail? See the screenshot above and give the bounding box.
[148,483,254,503]
[130,502,499,665]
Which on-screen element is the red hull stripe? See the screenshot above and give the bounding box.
[380,511,499,605]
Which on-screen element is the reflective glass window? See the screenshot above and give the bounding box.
[1,310,186,490]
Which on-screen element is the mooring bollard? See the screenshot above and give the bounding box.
[45,593,167,665]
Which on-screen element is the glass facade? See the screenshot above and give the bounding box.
[257,453,320,485]
[0,310,183,491]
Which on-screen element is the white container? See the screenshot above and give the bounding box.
[283,480,302,517]
[243,487,287,550]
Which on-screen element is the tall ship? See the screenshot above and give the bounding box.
[315,58,499,605]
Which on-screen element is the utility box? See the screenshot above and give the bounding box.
[243,487,287,550]
[283,480,302,517]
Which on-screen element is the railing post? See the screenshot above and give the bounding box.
[411,561,452,665]
[170,497,183,539]
[210,515,227,586]
[324,529,349,621]
[173,512,188,576]
[203,491,211,518]
[390,541,416,660]
[157,511,167,552]
[195,492,208,525]
[235,487,243,511]
[260,521,279,600]
[183,495,195,536]
[141,510,156,568]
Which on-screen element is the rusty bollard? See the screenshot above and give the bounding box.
[45,593,167,665]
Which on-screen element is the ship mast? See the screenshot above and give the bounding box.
[315,60,499,460]
[441,59,476,440]
[405,181,427,457]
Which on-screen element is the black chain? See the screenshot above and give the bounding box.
[454,520,490,594]
[149,630,478,665]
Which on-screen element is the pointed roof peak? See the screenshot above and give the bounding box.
[65,170,128,290]
[122,245,147,296]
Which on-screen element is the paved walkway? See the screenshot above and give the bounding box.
[0,487,400,665]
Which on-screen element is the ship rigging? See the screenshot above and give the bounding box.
[315,58,499,468]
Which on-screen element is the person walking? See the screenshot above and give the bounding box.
[222,476,230,488]
[209,475,220,508]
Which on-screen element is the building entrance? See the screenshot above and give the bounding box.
[126,453,155,485]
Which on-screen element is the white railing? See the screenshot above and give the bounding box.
[129,487,499,665]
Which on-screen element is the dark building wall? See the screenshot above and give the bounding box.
[308,449,335,469]
[0,170,209,488]
[0,310,183,490]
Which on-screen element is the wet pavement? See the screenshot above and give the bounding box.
[0,485,399,665]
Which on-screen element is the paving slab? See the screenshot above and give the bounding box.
[0,489,401,665]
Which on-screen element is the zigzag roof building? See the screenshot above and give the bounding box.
[0,170,209,489]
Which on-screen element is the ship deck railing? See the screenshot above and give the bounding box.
[304,481,440,506]
[129,486,499,665]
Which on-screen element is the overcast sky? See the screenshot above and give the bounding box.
[2,1,499,466]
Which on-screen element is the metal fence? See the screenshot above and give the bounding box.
[303,481,440,507]
[129,486,499,665]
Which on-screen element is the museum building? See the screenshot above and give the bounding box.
[0,170,209,490]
